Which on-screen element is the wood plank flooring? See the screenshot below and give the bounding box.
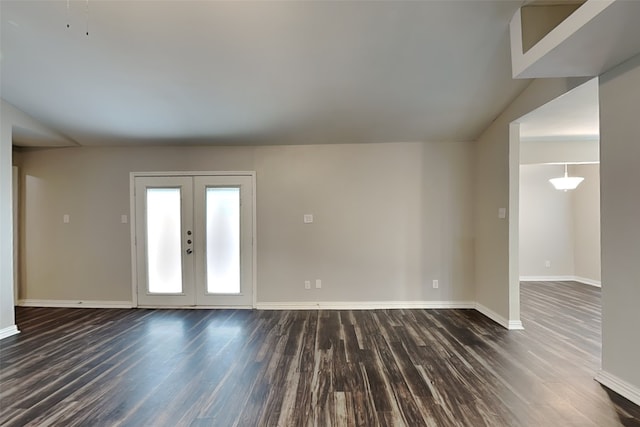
[1,281,639,426]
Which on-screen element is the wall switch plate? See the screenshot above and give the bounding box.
[121,215,128,224]
[433,279,439,289]
[304,280,311,290]
[303,214,314,224]
[315,279,322,289]
[498,208,507,219]
[63,214,70,224]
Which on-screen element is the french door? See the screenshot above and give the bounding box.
[133,173,254,308]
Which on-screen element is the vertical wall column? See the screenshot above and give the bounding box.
[0,120,18,339]
[596,54,640,404]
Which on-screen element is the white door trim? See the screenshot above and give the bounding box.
[12,166,19,304]
[129,171,257,309]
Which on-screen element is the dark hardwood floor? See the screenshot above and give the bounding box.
[1,281,639,426]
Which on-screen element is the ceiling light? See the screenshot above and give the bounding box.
[549,164,584,191]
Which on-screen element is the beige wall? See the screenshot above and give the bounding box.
[18,141,475,304]
[599,54,640,390]
[571,164,600,283]
[1,100,71,335]
[519,164,575,277]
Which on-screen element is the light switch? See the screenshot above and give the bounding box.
[303,214,314,224]
[121,215,128,224]
[63,214,70,224]
[498,208,506,219]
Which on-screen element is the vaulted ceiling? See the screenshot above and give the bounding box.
[1,0,531,146]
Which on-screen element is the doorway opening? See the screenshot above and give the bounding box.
[510,77,600,325]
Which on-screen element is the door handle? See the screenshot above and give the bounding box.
[186,248,193,254]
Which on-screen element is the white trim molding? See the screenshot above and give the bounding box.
[520,275,576,282]
[475,303,524,330]
[595,370,640,407]
[573,276,602,287]
[507,320,525,330]
[137,305,253,310]
[256,301,476,310]
[520,275,601,287]
[258,301,524,331]
[258,301,525,331]
[18,299,133,309]
[0,325,20,340]
[15,299,524,331]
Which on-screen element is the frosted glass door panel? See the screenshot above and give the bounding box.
[206,187,240,294]
[146,188,183,294]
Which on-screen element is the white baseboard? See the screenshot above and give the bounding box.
[0,325,20,340]
[18,299,133,309]
[256,300,476,310]
[507,319,525,330]
[228,300,524,331]
[520,275,576,282]
[520,275,601,287]
[15,299,524,331]
[137,305,253,310]
[573,276,602,287]
[595,370,640,407]
[474,303,524,330]
[17,299,476,311]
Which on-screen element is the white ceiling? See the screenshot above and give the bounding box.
[518,77,599,142]
[1,0,531,146]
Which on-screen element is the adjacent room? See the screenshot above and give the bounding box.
[1,1,640,425]
[518,78,601,287]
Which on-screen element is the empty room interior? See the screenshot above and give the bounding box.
[1,1,640,426]
[518,78,602,286]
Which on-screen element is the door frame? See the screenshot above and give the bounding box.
[129,171,257,308]
[13,166,19,304]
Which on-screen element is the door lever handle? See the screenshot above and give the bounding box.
[186,248,193,254]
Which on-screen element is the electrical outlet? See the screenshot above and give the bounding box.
[315,279,322,289]
[304,280,311,290]
[433,280,439,289]
[545,260,551,268]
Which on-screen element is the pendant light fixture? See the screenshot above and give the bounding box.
[549,164,584,191]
